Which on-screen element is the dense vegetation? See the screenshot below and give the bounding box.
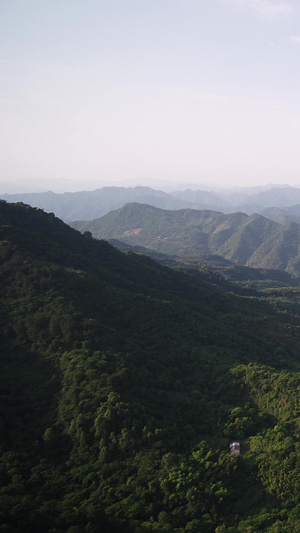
[2,200,300,532]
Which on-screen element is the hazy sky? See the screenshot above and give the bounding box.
[1,0,300,192]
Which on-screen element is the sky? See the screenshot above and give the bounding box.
[1,0,300,192]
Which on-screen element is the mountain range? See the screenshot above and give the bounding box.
[3,184,300,222]
[2,200,300,531]
[70,202,300,277]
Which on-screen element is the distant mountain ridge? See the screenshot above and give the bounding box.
[0,186,199,221]
[3,184,300,222]
[71,203,300,276]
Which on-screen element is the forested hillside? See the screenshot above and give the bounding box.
[2,200,300,532]
[71,203,300,277]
